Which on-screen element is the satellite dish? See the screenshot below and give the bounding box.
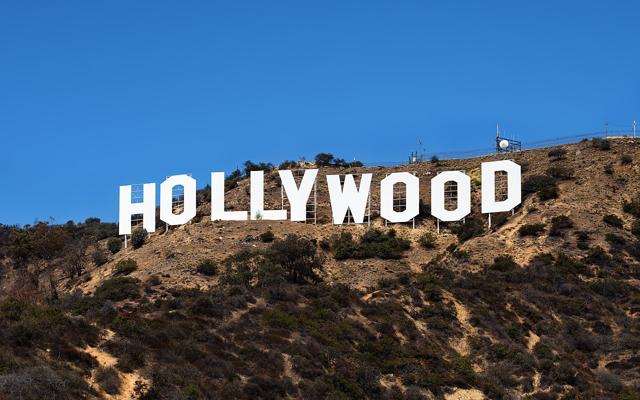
[499,139,509,149]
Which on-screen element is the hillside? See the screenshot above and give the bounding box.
[1,137,639,399]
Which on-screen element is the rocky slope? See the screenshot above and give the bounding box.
[0,137,639,400]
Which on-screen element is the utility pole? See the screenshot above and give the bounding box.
[634,120,637,137]
[605,121,609,137]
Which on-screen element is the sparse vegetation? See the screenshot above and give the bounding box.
[1,142,639,399]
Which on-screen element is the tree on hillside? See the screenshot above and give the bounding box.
[314,152,335,166]
[267,234,323,284]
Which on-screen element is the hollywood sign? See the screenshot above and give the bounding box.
[119,160,521,235]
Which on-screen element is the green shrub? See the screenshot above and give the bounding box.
[603,214,624,228]
[592,138,611,150]
[519,223,545,236]
[94,277,140,302]
[114,259,137,275]
[549,215,573,236]
[417,232,437,249]
[107,237,122,254]
[259,231,275,243]
[196,259,218,276]
[92,249,108,266]
[333,229,410,260]
[264,308,297,328]
[131,228,146,249]
[620,154,633,165]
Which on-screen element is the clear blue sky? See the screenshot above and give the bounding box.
[1,1,638,225]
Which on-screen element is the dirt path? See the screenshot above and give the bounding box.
[83,329,149,399]
[442,290,475,356]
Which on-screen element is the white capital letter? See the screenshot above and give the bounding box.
[250,170,287,220]
[279,169,318,221]
[481,160,521,213]
[119,183,156,235]
[211,172,248,221]
[160,175,196,226]
[327,174,372,224]
[431,171,471,222]
[380,172,419,223]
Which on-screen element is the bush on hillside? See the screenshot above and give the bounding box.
[259,231,275,243]
[92,249,108,266]
[267,234,323,284]
[418,232,437,249]
[519,223,545,237]
[224,169,243,191]
[546,165,574,180]
[603,214,624,228]
[196,259,218,276]
[620,154,633,165]
[454,217,486,242]
[107,237,122,254]
[522,175,559,201]
[333,229,410,260]
[131,228,146,249]
[547,148,567,160]
[592,138,611,150]
[549,215,574,236]
[623,199,640,218]
[243,161,274,176]
[314,153,335,166]
[605,163,614,175]
[114,259,137,275]
[95,366,121,395]
[278,160,298,170]
[631,220,640,236]
[94,277,140,302]
[490,255,519,272]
